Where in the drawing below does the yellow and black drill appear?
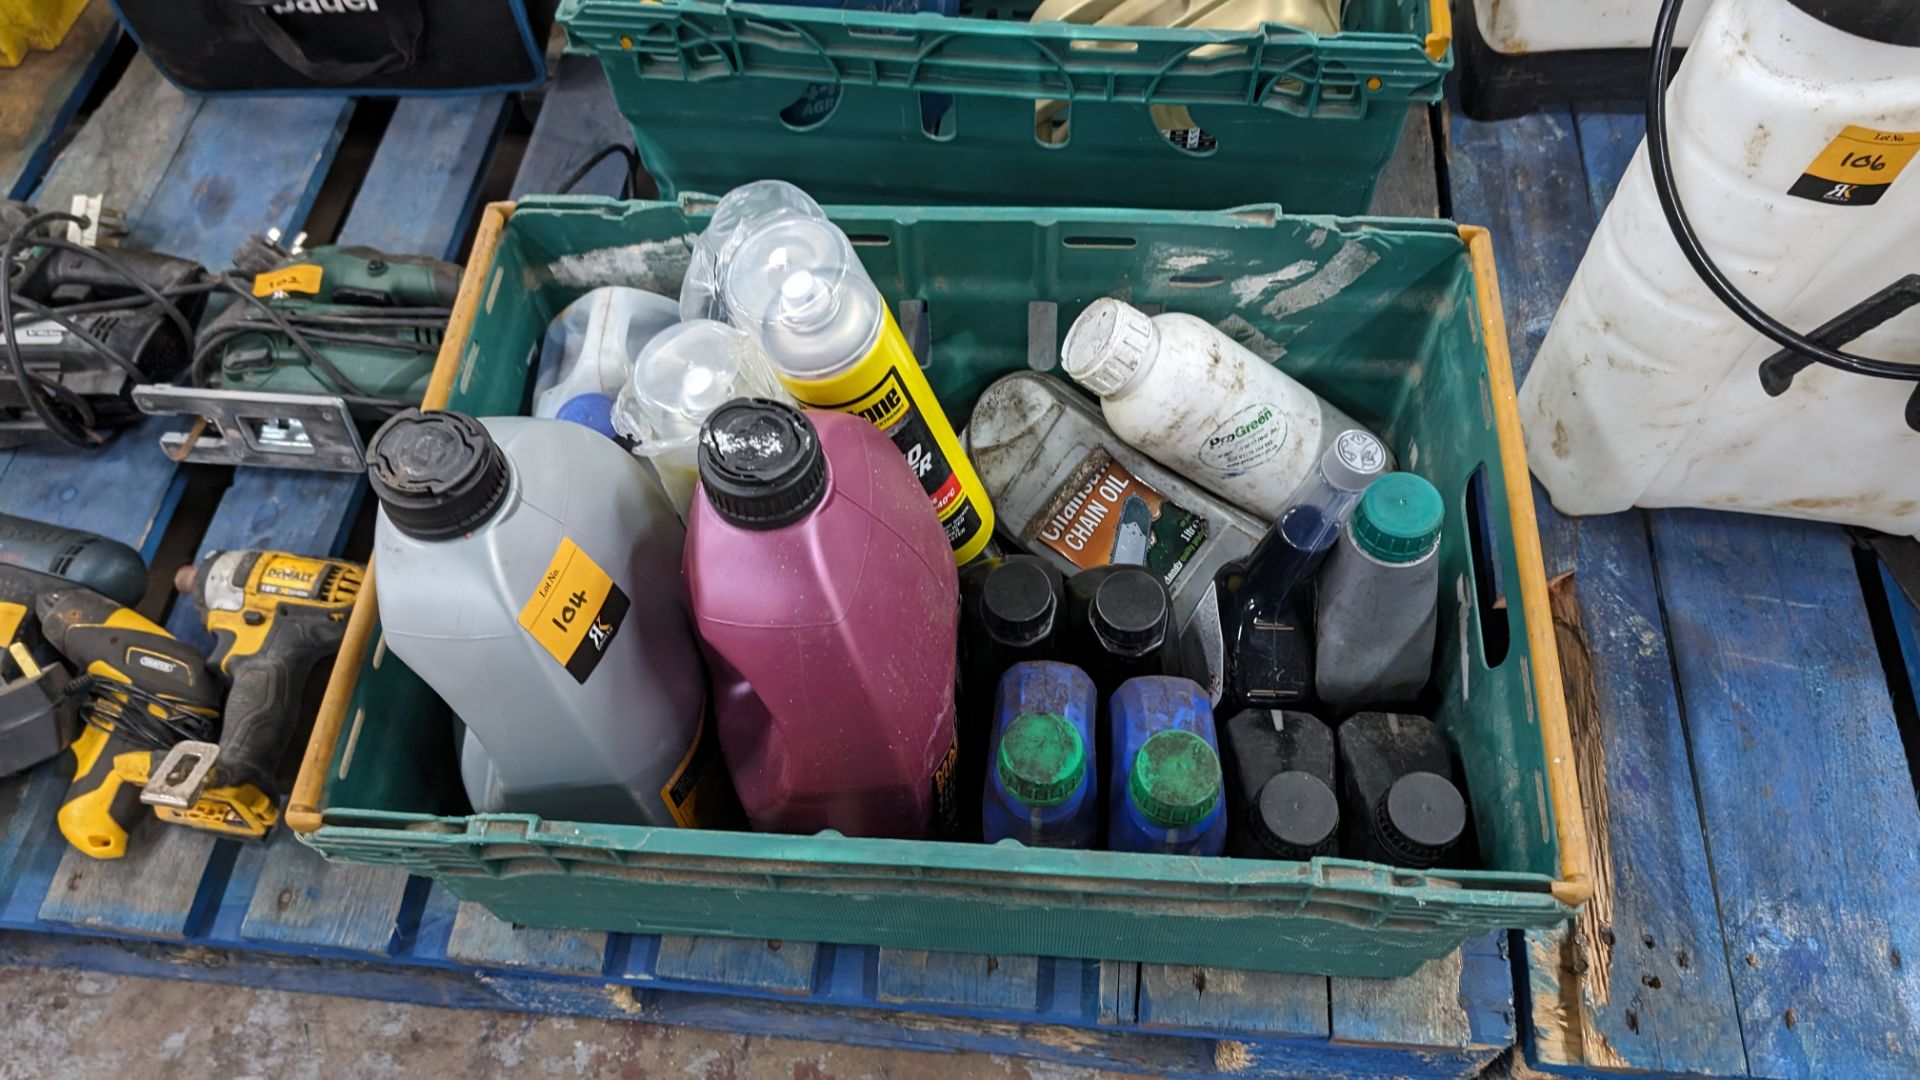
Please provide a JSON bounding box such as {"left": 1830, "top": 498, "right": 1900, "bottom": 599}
{"left": 39, "top": 581, "right": 222, "bottom": 858}
{"left": 138, "top": 550, "right": 361, "bottom": 838}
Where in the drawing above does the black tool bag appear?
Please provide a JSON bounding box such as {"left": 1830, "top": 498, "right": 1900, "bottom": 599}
{"left": 111, "top": 0, "right": 561, "bottom": 95}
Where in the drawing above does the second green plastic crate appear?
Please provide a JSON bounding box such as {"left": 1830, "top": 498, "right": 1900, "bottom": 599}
{"left": 558, "top": 0, "right": 1451, "bottom": 214}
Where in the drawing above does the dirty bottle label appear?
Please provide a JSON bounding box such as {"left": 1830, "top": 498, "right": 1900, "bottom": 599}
{"left": 1198, "top": 401, "right": 1290, "bottom": 476}
{"left": 658, "top": 713, "right": 737, "bottom": 829}
{"left": 783, "top": 308, "right": 993, "bottom": 562}
{"left": 516, "top": 537, "right": 629, "bottom": 685}
{"left": 1034, "top": 449, "right": 1207, "bottom": 587}
{"left": 1788, "top": 126, "right": 1920, "bottom": 207}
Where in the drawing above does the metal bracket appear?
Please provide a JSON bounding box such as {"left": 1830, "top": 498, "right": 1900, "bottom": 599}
{"left": 132, "top": 386, "right": 368, "bottom": 472}
{"left": 143, "top": 740, "right": 220, "bottom": 810}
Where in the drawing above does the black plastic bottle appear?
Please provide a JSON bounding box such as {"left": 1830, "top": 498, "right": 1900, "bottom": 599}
{"left": 1214, "top": 431, "right": 1387, "bottom": 712}
{"left": 1063, "top": 565, "right": 1178, "bottom": 818}
{"left": 1220, "top": 709, "right": 1340, "bottom": 860}
{"left": 957, "top": 555, "right": 1067, "bottom": 837}
{"left": 1335, "top": 711, "right": 1467, "bottom": 870}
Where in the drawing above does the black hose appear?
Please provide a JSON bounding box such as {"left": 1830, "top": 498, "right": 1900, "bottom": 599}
{"left": 1646, "top": 0, "right": 1918, "bottom": 383}
{"left": 555, "top": 143, "right": 642, "bottom": 199}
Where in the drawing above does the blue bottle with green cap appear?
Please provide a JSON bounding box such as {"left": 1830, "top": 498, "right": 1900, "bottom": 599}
{"left": 1314, "top": 472, "right": 1446, "bottom": 711}
{"left": 982, "top": 661, "right": 1099, "bottom": 849}
{"left": 1106, "top": 675, "right": 1226, "bottom": 855}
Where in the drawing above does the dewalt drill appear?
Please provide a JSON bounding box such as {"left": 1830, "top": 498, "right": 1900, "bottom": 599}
{"left": 38, "top": 582, "right": 222, "bottom": 858}
{"left": 140, "top": 550, "right": 362, "bottom": 838}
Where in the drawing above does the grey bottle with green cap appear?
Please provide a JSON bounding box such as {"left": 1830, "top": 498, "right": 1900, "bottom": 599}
{"left": 1314, "top": 472, "right": 1446, "bottom": 711}
{"left": 982, "top": 661, "right": 1098, "bottom": 849}
{"left": 1107, "top": 675, "right": 1226, "bottom": 855}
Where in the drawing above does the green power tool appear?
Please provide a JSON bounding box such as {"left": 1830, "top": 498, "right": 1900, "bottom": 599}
{"left": 134, "top": 232, "right": 461, "bottom": 472}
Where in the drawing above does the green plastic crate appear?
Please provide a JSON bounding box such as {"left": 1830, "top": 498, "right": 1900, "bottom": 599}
{"left": 290, "top": 196, "right": 1591, "bottom": 979}
{"left": 557, "top": 0, "right": 1452, "bottom": 214}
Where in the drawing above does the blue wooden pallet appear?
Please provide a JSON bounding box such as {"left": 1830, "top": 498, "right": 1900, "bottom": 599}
{"left": 2, "top": 39, "right": 1916, "bottom": 1078}
{"left": 0, "top": 55, "right": 1511, "bottom": 1079}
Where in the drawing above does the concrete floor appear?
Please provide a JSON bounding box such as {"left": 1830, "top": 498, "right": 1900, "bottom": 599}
{"left": 0, "top": 965, "right": 1122, "bottom": 1079}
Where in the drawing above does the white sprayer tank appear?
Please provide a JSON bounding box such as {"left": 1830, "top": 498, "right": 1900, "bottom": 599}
{"left": 1519, "top": 0, "right": 1920, "bottom": 534}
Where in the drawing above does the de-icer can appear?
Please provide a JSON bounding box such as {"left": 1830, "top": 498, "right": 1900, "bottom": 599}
{"left": 715, "top": 198, "right": 994, "bottom": 563}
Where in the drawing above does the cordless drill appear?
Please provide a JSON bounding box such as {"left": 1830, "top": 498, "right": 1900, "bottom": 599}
{"left": 140, "top": 550, "right": 362, "bottom": 838}
{"left": 37, "top": 580, "right": 222, "bottom": 858}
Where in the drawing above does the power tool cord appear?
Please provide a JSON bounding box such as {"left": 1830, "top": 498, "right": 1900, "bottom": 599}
{"left": 6, "top": 212, "right": 453, "bottom": 440}
{"left": 66, "top": 673, "right": 219, "bottom": 752}
{"left": 2, "top": 211, "right": 208, "bottom": 447}
{"left": 1647, "top": 0, "right": 1918, "bottom": 383}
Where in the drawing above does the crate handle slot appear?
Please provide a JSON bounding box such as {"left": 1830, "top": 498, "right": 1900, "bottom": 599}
{"left": 1062, "top": 235, "right": 1136, "bottom": 249}
{"left": 1464, "top": 462, "right": 1510, "bottom": 668}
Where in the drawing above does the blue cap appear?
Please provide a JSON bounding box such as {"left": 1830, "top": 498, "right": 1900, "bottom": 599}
{"left": 554, "top": 393, "right": 617, "bottom": 438}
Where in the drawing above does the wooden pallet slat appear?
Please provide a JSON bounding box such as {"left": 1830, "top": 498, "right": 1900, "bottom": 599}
{"left": 1447, "top": 103, "right": 1749, "bottom": 1078}
{"left": 1329, "top": 932, "right": 1513, "bottom": 1051}
{"left": 203, "top": 94, "right": 510, "bottom": 955}
{"left": 1652, "top": 511, "right": 1920, "bottom": 1079}
{"left": 508, "top": 54, "right": 633, "bottom": 200}
{"left": 875, "top": 949, "right": 1041, "bottom": 1011}
{"left": 1135, "top": 963, "right": 1329, "bottom": 1038}
{"left": 653, "top": 934, "right": 819, "bottom": 996}
{"left": 0, "top": 2, "right": 119, "bottom": 200}
{"left": 444, "top": 901, "right": 609, "bottom": 975}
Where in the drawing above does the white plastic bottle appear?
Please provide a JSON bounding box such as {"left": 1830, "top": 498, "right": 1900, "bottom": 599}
{"left": 367, "top": 409, "right": 730, "bottom": 828}
{"left": 1520, "top": 0, "right": 1920, "bottom": 533}
{"left": 1060, "top": 298, "right": 1378, "bottom": 521}
{"left": 532, "top": 287, "right": 680, "bottom": 436}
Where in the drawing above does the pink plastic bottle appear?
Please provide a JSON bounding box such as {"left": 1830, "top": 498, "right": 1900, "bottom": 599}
{"left": 685, "top": 398, "right": 962, "bottom": 838}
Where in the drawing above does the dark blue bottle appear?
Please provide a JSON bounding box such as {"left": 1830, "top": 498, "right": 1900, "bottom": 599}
{"left": 1106, "top": 676, "right": 1226, "bottom": 855}
{"left": 982, "top": 662, "right": 1098, "bottom": 849}
{"left": 1215, "top": 431, "right": 1388, "bottom": 711}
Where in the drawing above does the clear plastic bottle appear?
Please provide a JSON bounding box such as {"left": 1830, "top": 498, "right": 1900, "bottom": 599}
{"left": 1061, "top": 298, "right": 1378, "bottom": 521}
{"left": 609, "top": 319, "right": 790, "bottom": 517}
{"left": 1215, "top": 430, "right": 1388, "bottom": 710}
{"left": 680, "top": 181, "right": 830, "bottom": 323}
{"left": 533, "top": 287, "right": 680, "bottom": 437}
{"left": 719, "top": 207, "right": 995, "bottom": 562}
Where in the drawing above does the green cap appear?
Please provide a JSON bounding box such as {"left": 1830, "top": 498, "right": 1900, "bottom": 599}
{"left": 1128, "top": 729, "right": 1222, "bottom": 828}
{"left": 1351, "top": 473, "right": 1444, "bottom": 563}
{"left": 996, "top": 713, "right": 1087, "bottom": 807}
